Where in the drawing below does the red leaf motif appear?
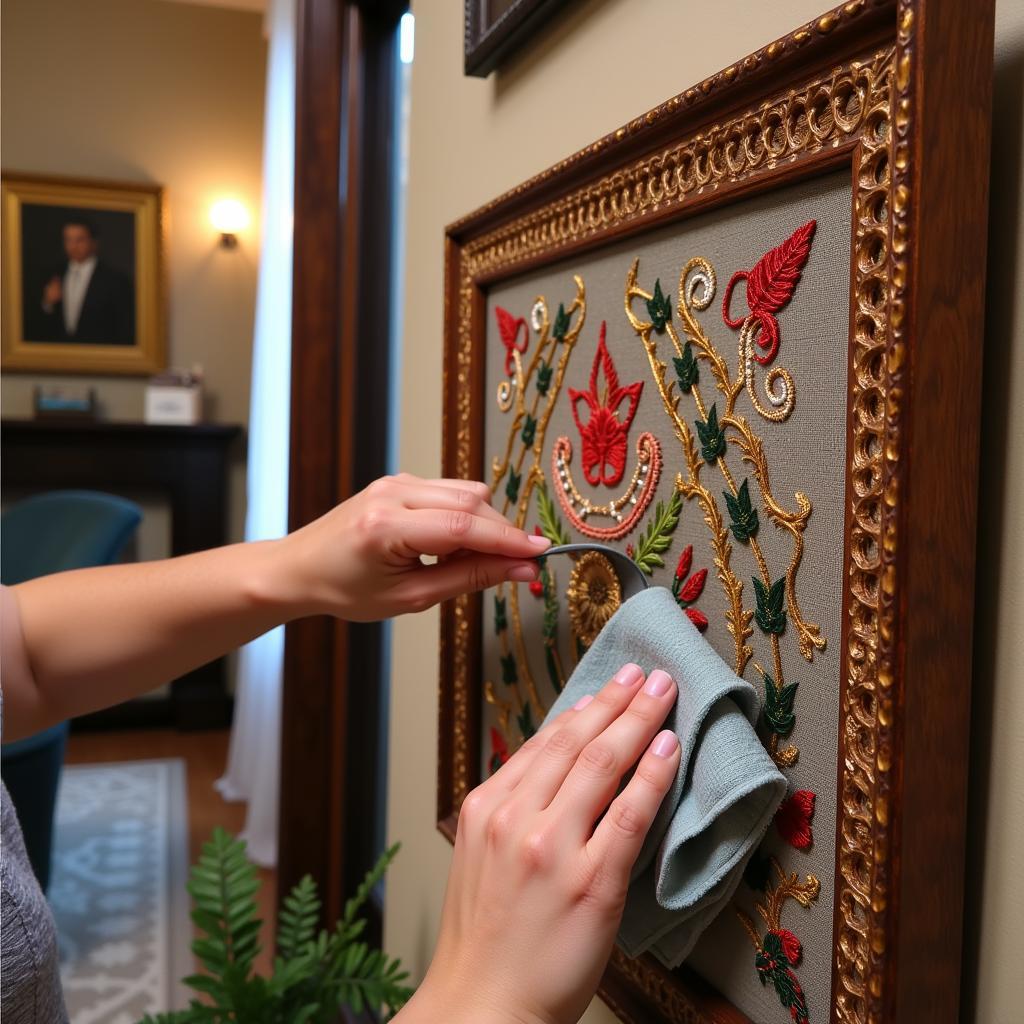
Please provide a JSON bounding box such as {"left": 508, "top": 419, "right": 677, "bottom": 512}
{"left": 675, "top": 544, "right": 693, "bottom": 582}
{"left": 685, "top": 608, "right": 709, "bottom": 632}
{"left": 747, "top": 220, "right": 816, "bottom": 314}
{"left": 679, "top": 567, "right": 707, "bottom": 604}
{"left": 569, "top": 322, "right": 643, "bottom": 487}
{"left": 490, "top": 727, "right": 509, "bottom": 766}
{"left": 721, "top": 221, "right": 816, "bottom": 367}
{"left": 775, "top": 789, "right": 815, "bottom": 850}
{"left": 495, "top": 305, "right": 528, "bottom": 376}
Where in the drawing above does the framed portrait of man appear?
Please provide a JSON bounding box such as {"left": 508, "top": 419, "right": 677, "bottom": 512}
{"left": 1, "top": 173, "right": 166, "bottom": 374}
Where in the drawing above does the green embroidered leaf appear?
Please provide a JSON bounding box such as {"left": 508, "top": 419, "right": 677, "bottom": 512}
{"left": 501, "top": 654, "right": 518, "bottom": 685}
{"left": 743, "top": 851, "right": 772, "bottom": 892}
{"left": 646, "top": 278, "right": 672, "bottom": 332}
{"left": 762, "top": 672, "right": 798, "bottom": 735}
{"left": 762, "top": 931, "right": 787, "bottom": 963}
{"left": 505, "top": 468, "right": 521, "bottom": 505}
{"left": 552, "top": 303, "right": 570, "bottom": 340}
{"left": 723, "top": 478, "right": 760, "bottom": 542}
{"left": 517, "top": 704, "right": 536, "bottom": 740}
{"left": 536, "top": 484, "right": 572, "bottom": 546}
{"left": 754, "top": 948, "right": 809, "bottom": 1024}
{"left": 520, "top": 414, "right": 537, "bottom": 447}
{"left": 695, "top": 403, "right": 726, "bottom": 463}
{"left": 631, "top": 491, "right": 683, "bottom": 575}
{"left": 536, "top": 360, "right": 553, "bottom": 395}
{"left": 540, "top": 565, "right": 563, "bottom": 695}
{"left": 673, "top": 342, "right": 699, "bottom": 393}
{"left": 753, "top": 576, "right": 787, "bottom": 634}
{"left": 540, "top": 566, "right": 559, "bottom": 644}
{"left": 494, "top": 596, "right": 507, "bottom": 634}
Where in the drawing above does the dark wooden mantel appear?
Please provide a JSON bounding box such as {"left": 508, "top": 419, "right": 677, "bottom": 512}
{"left": 1, "top": 417, "right": 243, "bottom": 729}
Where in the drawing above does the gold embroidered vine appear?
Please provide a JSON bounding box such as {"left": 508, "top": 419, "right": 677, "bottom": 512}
{"left": 487, "top": 278, "right": 587, "bottom": 741}
{"left": 625, "top": 255, "right": 827, "bottom": 770}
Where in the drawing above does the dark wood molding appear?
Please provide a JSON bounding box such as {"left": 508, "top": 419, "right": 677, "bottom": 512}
{"left": 889, "top": 0, "right": 995, "bottom": 1020}
{"left": 280, "top": 0, "right": 403, "bottom": 942}
{"left": 1, "top": 418, "right": 242, "bottom": 730}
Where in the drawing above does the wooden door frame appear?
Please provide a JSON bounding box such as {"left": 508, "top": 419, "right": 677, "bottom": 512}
{"left": 279, "top": 0, "right": 406, "bottom": 938}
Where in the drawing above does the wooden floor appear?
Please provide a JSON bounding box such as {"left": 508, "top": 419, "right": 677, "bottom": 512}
{"left": 65, "top": 728, "right": 277, "bottom": 977}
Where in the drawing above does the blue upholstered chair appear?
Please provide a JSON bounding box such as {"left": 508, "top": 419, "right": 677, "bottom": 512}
{"left": 1, "top": 490, "right": 142, "bottom": 891}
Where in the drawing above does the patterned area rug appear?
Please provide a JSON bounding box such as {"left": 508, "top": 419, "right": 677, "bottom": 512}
{"left": 50, "top": 759, "right": 191, "bottom": 1023}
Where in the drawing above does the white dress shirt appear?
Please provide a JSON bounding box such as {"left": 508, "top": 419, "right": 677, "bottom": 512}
{"left": 62, "top": 256, "right": 97, "bottom": 335}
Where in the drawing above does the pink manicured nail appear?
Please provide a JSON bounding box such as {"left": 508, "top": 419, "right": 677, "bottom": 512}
{"left": 644, "top": 669, "right": 674, "bottom": 697}
{"left": 507, "top": 564, "right": 538, "bottom": 582}
{"left": 528, "top": 533, "right": 552, "bottom": 549}
{"left": 652, "top": 730, "right": 679, "bottom": 758}
{"left": 613, "top": 663, "right": 643, "bottom": 687}
{"left": 573, "top": 694, "right": 594, "bottom": 710}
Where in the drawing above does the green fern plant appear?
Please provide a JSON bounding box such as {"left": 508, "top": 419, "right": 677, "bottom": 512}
{"left": 138, "top": 828, "right": 412, "bottom": 1024}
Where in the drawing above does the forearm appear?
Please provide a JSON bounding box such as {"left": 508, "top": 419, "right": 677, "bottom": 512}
{"left": 4, "top": 539, "right": 305, "bottom": 740}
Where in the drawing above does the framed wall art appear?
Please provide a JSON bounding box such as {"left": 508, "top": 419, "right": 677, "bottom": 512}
{"left": 1, "top": 173, "right": 166, "bottom": 375}
{"left": 464, "top": 0, "right": 574, "bottom": 77}
{"left": 438, "top": 1, "right": 994, "bottom": 1023}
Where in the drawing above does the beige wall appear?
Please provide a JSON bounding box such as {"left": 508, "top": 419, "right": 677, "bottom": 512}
{"left": 389, "top": 1, "right": 1024, "bottom": 1022}
{"left": 1, "top": 0, "right": 267, "bottom": 547}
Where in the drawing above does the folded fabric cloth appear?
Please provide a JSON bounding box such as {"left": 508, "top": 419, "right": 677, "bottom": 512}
{"left": 543, "top": 587, "right": 786, "bottom": 967}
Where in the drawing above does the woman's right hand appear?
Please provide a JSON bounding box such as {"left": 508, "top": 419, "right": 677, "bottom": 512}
{"left": 397, "top": 664, "right": 680, "bottom": 1024}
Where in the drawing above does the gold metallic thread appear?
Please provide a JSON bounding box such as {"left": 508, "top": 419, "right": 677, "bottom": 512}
{"left": 566, "top": 551, "right": 623, "bottom": 648}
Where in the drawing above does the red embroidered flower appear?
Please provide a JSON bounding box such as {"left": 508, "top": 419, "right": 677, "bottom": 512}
{"left": 569, "top": 322, "right": 643, "bottom": 487}
{"left": 770, "top": 928, "right": 803, "bottom": 967}
{"left": 670, "top": 545, "right": 708, "bottom": 632}
{"left": 529, "top": 579, "right": 544, "bottom": 597}
{"left": 495, "top": 305, "right": 528, "bottom": 376}
{"left": 775, "top": 789, "right": 815, "bottom": 850}
{"left": 625, "top": 543, "right": 635, "bottom": 559}
{"left": 488, "top": 727, "right": 510, "bottom": 775}
{"left": 722, "top": 220, "right": 816, "bottom": 366}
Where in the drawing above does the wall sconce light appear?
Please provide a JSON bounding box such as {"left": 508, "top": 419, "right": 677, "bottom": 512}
{"left": 210, "top": 198, "right": 250, "bottom": 249}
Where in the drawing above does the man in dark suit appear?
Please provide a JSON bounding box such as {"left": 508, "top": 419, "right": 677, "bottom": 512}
{"left": 35, "top": 219, "right": 134, "bottom": 345}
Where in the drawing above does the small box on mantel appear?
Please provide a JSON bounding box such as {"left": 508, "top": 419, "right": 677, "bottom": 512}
{"left": 145, "top": 368, "right": 204, "bottom": 425}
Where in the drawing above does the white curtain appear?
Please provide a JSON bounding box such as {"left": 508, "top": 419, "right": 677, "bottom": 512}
{"left": 215, "top": 0, "right": 296, "bottom": 868}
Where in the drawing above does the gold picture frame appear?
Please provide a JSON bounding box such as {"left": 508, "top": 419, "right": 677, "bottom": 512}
{"left": 1, "top": 172, "right": 166, "bottom": 375}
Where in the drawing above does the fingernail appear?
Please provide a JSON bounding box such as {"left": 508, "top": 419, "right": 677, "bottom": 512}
{"left": 528, "top": 533, "right": 552, "bottom": 549}
{"left": 507, "top": 564, "right": 538, "bottom": 582}
{"left": 652, "top": 730, "right": 679, "bottom": 758}
{"left": 644, "top": 669, "right": 674, "bottom": 697}
{"left": 614, "top": 663, "right": 643, "bottom": 687}
{"left": 573, "top": 694, "right": 594, "bottom": 710}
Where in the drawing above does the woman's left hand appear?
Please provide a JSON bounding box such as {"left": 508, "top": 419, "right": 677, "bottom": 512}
{"left": 278, "top": 473, "right": 550, "bottom": 621}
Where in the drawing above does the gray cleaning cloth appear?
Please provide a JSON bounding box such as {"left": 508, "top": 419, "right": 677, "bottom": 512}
{"left": 543, "top": 587, "right": 786, "bottom": 967}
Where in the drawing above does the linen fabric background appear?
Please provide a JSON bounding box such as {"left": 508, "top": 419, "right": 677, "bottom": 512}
{"left": 480, "top": 171, "right": 852, "bottom": 1022}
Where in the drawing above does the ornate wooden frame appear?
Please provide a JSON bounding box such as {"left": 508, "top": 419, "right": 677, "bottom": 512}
{"left": 439, "top": 2, "right": 994, "bottom": 1022}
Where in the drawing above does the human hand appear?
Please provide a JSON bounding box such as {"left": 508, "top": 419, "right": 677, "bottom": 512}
{"left": 277, "top": 473, "right": 550, "bottom": 621}
{"left": 42, "top": 276, "right": 62, "bottom": 307}
{"left": 398, "top": 665, "right": 681, "bottom": 1024}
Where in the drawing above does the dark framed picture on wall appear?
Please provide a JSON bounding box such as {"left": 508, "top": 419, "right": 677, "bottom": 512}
{"left": 464, "top": 0, "right": 573, "bottom": 77}
{"left": 440, "top": 2, "right": 994, "bottom": 1023}
{"left": 1, "top": 173, "right": 166, "bottom": 375}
